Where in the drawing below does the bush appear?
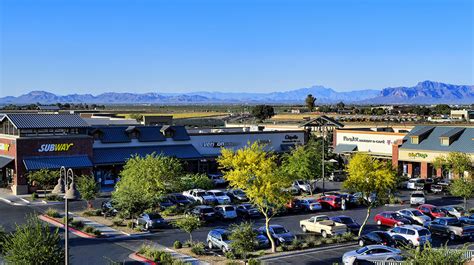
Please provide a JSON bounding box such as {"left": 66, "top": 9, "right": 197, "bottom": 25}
{"left": 160, "top": 252, "right": 173, "bottom": 264}
{"left": 325, "top": 238, "right": 335, "bottom": 244}
{"left": 31, "top": 192, "right": 38, "bottom": 200}
{"left": 45, "top": 208, "right": 60, "bottom": 218}
{"left": 229, "top": 222, "right": 258, "bottom": 259}
{"left": 93, "top": 229, "right": 102, "bottom": 236}
{"left": 62, "top": 216, "right": 73, "bottom": 224}
{"left": 83, "top": 209, "right": 102, "bottom": 217}
{"left": 138, "top": 244, "right": 164, "bottom": 262}
{"left": 248, "top": 258, "right": 261, "bottom": 265}
{"left": 290, "top": 239, "right": 303, "bottom": 250}
{"left": 276, "top": 246, "right": 284, "bottom": 252}
{"left": 126, "top": 221, "right": 134, "bottom": 229}
{"left": 334, "top": 235, "right": 345, "bottom": 243}
{"left": 342, "top": 232, "right": 353, "bottom": 241}
{"left": 70, "top": 220, "right": 85, "bottom": 230}
{"left": 83, "top": 226, "right": 95, "bottom": 234}
{"left": 224, "top": 251, "right": 235, "bottom": 260}
{"left": 161, "top": 206, "right": 180, "bottom": 217}
{"left": 469, "top": 208, "right": 474, "bottom": 214}
{"left": 225, "top": 261, "right": 239, "bottom": 265}
{"left": 45, "top": 194, "right": 62, "bottom": 201}
{"left": 183, "top": 239, "right": 193, "bottom": 247}
{"left": 173, "top": 240, "right": 183, "bottom": 249}
{"left": 190, "top": 242, "right": 205, "bottom": 255}
{"left": 112, "top": 218, "right": 124, "bottom": 226}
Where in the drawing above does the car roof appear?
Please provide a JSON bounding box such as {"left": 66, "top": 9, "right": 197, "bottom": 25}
{"left": 195, "top": 205, "right": 212, "bottom": 209}
{"left": 332, "top": 215, "right": 351, "bottom": 219}
{"left": 400, "top": 208, "right": 419, "bottom": 212}
{"left": 380, "top": 211, "right": 395, "bottom": 214}
{"left": 210, "top": 228, "right": 228, "bottom": 234}
{"left": 365, "top": 245, "right": 393, "bottom": 250}
{"left": 208, "top": 189, "right": 223, "bottom": 192}
{"left": 311, "top": 215, "right": 329, "bottom": 218}
{"left": 216, "top": 205, "right": 234, "bottom": 208}
{"left": 269, "top": 224, "right": 284, "bottom": 228}
{"left": 436, "top": 217, "right": 458, "bottom": 221}
{"left": 399, "top": 225, "right": 427, "bottom": 230}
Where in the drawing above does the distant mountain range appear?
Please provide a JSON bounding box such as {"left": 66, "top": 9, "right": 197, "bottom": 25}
{"left": 1, "top": 81, "right": 472, "bottom": 105}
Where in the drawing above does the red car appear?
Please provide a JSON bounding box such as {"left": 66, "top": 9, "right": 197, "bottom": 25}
{"left": 317, "top": 195, "right": 341, "bottom": 210}
{"left": 374, "top": 211, "right": 411, "bottom": 227}
{"left": 417, "top": 204, "right": 446, "bottom": 219}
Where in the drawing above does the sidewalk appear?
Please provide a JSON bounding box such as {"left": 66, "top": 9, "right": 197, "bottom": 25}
{"left": 0, "top": 188, "right": 30, "bottom": 206}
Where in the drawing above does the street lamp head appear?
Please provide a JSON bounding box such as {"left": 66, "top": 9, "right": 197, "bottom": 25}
{"left": 327, "top": 159, "right": 338, "bottom": 163}
{"left": 52, "top": 178, "right": 65, "bottom": 194}
{"left": 64, "top": 180, "right": 81, "bottom": 200}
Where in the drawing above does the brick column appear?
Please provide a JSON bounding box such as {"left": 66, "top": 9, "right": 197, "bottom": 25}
{"left": 436, "top": 168, "right": 442, "bottom": 178}
{"left": 407, "top": 163, "right": 413, "bottom": 177}
{"left": 420, "top": 162, "right": 428, "bottom": 179}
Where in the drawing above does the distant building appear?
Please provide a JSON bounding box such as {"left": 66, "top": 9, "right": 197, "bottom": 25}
{"left": 451, "top": 109, "right": 474, "bottom": 122}
{"left": 143, "top": 115, "right": 173, "bottom": 126}
{"left": 37, "top": 105, "right": 60, "bottom": 112}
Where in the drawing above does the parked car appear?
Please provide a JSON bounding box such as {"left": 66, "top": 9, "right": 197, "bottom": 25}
{"left": 207, "top": 229, "right": 232, "bottom": 253}
{"left": 236, "top": 203, "right": 261, "bottom": 219}
{"left": 397, "top": 208, "right": 431, "bottom": 225}
{"left": 374, "top": 211, "right": 411, "bottom": 227}
{"left": 157, "top": 197, "right": 175, "bottom": 209}
{"left": 292, "top": 180, "right": 312, "bottom": 194}
{"left": 410, "top": 191, "right": 426, "bottom": 205}
{"left": 101, "top": 200, "right": 118, "bottom": 217}
{"left": 183, "top": 189, "right": 217, "bottom": 205}
{"left": 352, "top": 192, "right": 377, "bottom": 204}
{"left": 388, "top": 225, "right": 432, "bottom": 247}
{"left": 214, "top": 205, "right": 238, "bottom": 220}
{"left": 440, "top": 206, "right": 465, "bottom": 218}
{"left": 407, "top": 178, "right": 425, "bottom": 190}
{"left": 329, "top": 170, "right": 346, "bottom": 182}
{"left": 226, "top": 189, "right": 248, "bottom": 202}
{"left": 207, "top": 190, "right": 231, "bottom": 205}
{"left": 167, "top": 193, "right": 193, "bottom": 206}
{"left": 459, "top": 214, "right": 474, "bottom": 225}
{"left": 258, "top": 225, "right": 295, "bottom": 245}
{"left": 342, "top": 245, "right": 403, "bottom": 265}
{"left": 317, "top": 195, "right": 342, "bottom": 210}
{"left": 285, "top": 199, "right": 303, "bottom": 213}
{"left": 300, "top": 215, "right": 347, "bottom": 238}
{"left": 283, "top": 186, "right": 301, "bottom": 195}
{"left": 430, "top": 184, "right": 443, "bottom": 194}
{"left": 330, "top": 216, "right": 361, "bottom": 234}
{"left": 358, "top": 231, "right": 397, "bottom": 247}
{"left": 253, "top": 229, "right": 271, "bottom": 249}
{"left": 136, "top": 213, "right": 167, "bottom": 230}
{"left": 297, "top": 198, "right": 322, "bottom": 212}
{"left": 425, "top": 217, "right": 474, "bottom": 241}
{"left": 417, "top": 204, "right": 446, "bottom": 219}
{"left": 188, "top": 205, "right": 217, "bottom": 222}
{"left": 208, "top": 173, "right": 226, "bottom": 186}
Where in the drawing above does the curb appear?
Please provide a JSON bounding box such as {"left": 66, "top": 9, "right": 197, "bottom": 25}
{"left": 0, "top": 197, "right": 23, "bottom": 206}
{"left": 39, "top": 214, "right": 99, "bottom": 239}
{"left": 129, "top": 252, "right": 158, "bottom": 265}
{"left": 258, "top": 242, "right": 358, "bottom": 261}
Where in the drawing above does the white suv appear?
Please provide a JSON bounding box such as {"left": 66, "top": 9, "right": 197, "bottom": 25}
{"left": 183, "top": 189, "right": 217, "bottom": 204}
{"left": 410, "top": 191, "right": 426, "bottom": 205}
{"left": 388, "top": 225, "right": 432, "bottom": 247}
{"left": 207, "top": 190, "right": 231, "bottom": 205}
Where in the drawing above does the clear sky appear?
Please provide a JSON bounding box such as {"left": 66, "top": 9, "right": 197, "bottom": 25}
{"left": 0, "top": 0, "right": 472, "bottom": 96}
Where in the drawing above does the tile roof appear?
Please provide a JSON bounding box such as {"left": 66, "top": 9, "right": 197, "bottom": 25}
{"left": 171, "top": 126, "right": 191, "bottom": 141}
{"left": 400, "top": 126, "right": 474, "bottom": 153}
{"left": 93, "top": 144, "right": 202, "bottom": 165}
{"left": 95, "top": 127, "right": 131, "bottom": 143}
{"left": 136, "top": 126, "right": 166, "bottom": 142}
{"left": 1, "top": 113, "right": 89, "bottom": 129}
{"left": 23, "top": 155, "right": 93, "bottom": 170}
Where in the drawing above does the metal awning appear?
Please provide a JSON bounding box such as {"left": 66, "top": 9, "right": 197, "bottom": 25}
{"left": 333, "top": 144, "right": 357, "bottom": 154}
{"left": 23, "top": 155, "right": 93, "bottom": 171}
{"left": 0, "top": 156, "right": 14, "bottom": 168}
{"left": 93, "top": 144, "right": 203, "bottom": 165}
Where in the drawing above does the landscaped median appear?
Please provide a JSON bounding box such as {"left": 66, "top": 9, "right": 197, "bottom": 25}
{"left": 39, "top": 208, "right": 103, "bottom": 238}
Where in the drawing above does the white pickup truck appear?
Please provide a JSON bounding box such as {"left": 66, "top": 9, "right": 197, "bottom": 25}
{"left": 300, "top": 215, "right": 347, "bottom": 238}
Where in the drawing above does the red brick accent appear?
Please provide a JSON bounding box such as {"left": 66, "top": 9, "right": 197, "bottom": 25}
{"left": 436, "top": 168, "right": 442, "bottom": 177}
{"left": 407, "top": 163, "right": 413, "bottom": 176}
{"left": 420, "top": 162, "right": 428, "bottom": 179}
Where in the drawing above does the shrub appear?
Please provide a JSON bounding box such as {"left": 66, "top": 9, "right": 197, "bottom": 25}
{"left": 70, "top": 220, "right": 85, "bottom": 230}
{"left": 138, "top": 244, "right": 164, "bottom": 262}
{"left": 183, "top": 239, "right": 193, "bottom": 247}
{"left": 325, "top": 238, "right": 335, "bottom": 244}
{"left": 290, "top": 239, "right": 303, "bottom": 250}
{"left": 83, "top": 226, "right": 95, "bottom": 234}
{"left": 229, "top": 222, "right": 258, "bottom": 259}
{"left": 171, "top": 260, "right": 188, "bottom": 265}
{"left": 469, "top": 208, "right": 474, "bottom": 214}
{"left": 248, "top": 258, "right": 261, "bottom": 265}
{"left": 224, "top": 251, "right": 235, "bottom": 260}
{"left": 112, "top": 218, "right": 123, "bottom": 226}
{"left": 314, "top": 239, "right": 322, "bottom": 246}
{"left": 161, "top": 206, "right": 180, "bottom": 217}
{"left": 225, "top": 261, "right": 239, "bottom": 265}
{"left": 45, "top": 208, "right": 60, "bottom": 218}
{"left": 93, "top": 229, "right": 102, "bottom": 236}
{"left": 276, "top": 246, "right": 284, "bottom": 252}
{"left": 173, "top": 240, "right": 183, "bottom": 249}
{"left": 190, "top": 242, "right": 205, "bottom": 255}
{"left": 62, "top": 216, "right": 73, "bottom": 224}
{"left": 126, "top": 221, "right": 134, "bottom": 229}
{"left": 335, "top": 235, "right": 345, "bottom": 243}
{"left": 160, "top": 252, "right": 173, "bottom": 264}
{"left": 31, "top": 192, "right": 38, "bottom": 200}
{"left": 342, "top": 232, "right": 353, "bottom": 241}
{"left": 45, "top": 194, "right": 62, "bottom": 201}
{"left": 84, "top": 209, "right": 102, "bottom": 217}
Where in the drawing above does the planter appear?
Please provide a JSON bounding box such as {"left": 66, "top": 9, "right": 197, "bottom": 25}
{"left": 39, "top": 214, "right": 103, "bottom": 239}
{"left": 130, "top": 252, "right": 159, "bottom": 265}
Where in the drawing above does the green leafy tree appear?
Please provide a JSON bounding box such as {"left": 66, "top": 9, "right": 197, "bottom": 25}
{"left": 218, "top": 142, "right": 294, "bottom": 252}
{"left": 27, "top": 169, "right": 59, "bottom": 197}
{"left": 112, "top": 154, "right": 183, "bottom": 220}
{"left": 449, "top": 178, "right": 474, "bottom": 209}
{"left": 404, "top": 243, "right": 467, "bottom": 265}
{"left": 433, "top": 152, "right": 472, "bottom": 178}
{"left": 251, "top": 105, "right": 275, "bottom": 122}
{"left": 305, "top": 94, "right": 316, "bottom": 112}
{"left": 336, "top": 101, "right": 345, "bottom": 110}
{"left": 173, "top": 216, "right": 201, "bottom": 242}
{"left": 229, "top": 222, "right": 258, "bottom": 259}
{"left": 343, "top": 153, "right": 396, "bottom": 237}
{"left": 2, "top": 215, "right": 64, "bottom": 265}
{"left": 176, "top": 173, "right": 214, "bottom": 192}
{"left": 77, "top": 175, "right": 99, "bottom": 209}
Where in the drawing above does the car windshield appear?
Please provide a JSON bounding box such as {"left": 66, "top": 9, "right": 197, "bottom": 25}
{"left": 411, "top": 210, "right": 423, "bottom": 216}
{"left": 339, "top": 217, "right": 354, "bottom": 224}
{"left": 307, "top": 199, "right": 318, "bottom": 203}
{"left": 234, "top": 190, "right": 245, "bottom": 196}
{"left": 214, "top": 192, "right": 225, "bottom": 197}
{"left": 356, "top": 247, "right": 369, "bottom": 254}
{"left": 418, "top": 229, "right": 430, "bottom": 236}
{"left": 196, "top": 192, "right": 207, "bottom": 196}
{"left": 377, "top": 232, "right": 392, "bottom": 241}
{"left": 201, "top": 208, "right": 214, "bottom": 213}
{"left": 273, "top": 227, "right": 289, "bottom": 234}
{"left": 392, "top": 213, "right": 402, "bottom": 219}
{"left": 224, "top": 206, "right": 235, "bottom": 211}
{"left": 454, "top": 207, "right": 464, "bottom": 212}
{"left": 431, "top": 207, "right": 442, "bottom": 213}
{"left": 446, "top": 219, "right": 461, "bottom": 226}
{"left": 148, "top": 213, "right": 162, "bottom": 219}
{"left": 412, "top": 193, "right": 424, "bottom": 197}
{"left": 175, "top": 195, "right": 187, "bottom": 200}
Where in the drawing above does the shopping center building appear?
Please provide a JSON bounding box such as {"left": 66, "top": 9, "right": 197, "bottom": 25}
{"left": 0, "top": 113, "right": 306, "bottom": 194}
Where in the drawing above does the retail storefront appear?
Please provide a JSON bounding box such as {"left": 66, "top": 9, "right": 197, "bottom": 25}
{"left": 0, "top": 113, "right": 306, "bottom": 194}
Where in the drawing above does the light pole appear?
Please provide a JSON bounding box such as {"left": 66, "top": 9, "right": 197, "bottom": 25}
{"left": 52, "top": 166, "right": 81, "bottom": 265}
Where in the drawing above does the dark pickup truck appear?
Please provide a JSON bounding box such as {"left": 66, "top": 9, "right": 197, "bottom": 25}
{"left": 425, "top": 217, "right": 474, "bottom": 241}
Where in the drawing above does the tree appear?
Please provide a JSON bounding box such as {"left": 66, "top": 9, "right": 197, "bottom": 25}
{"left": 176, "top": 173, "right": 214, "bottom": 192}
{"left": 27, "top": 169, "right": 59, "bottom": 197}
{"left": 77, "top": 175, "right": 99, "bottom": 209}
{"left": 343, "top": 153, "right": 396, "bottom": 237}
{"left": 130, "top": 113, "right": 143, "bottom": 122}
{"left": 218, "top": 142, "right": 294, "bottom": 252}
{"left": 305, "top": 94, "right": 316, "bottom": 112}
{"left": 2, "top": 215, "right": 64, "bottom": 265}
{"left": 433, "top": 152, "right": 472, "bottom": 179}
{"left": 229, "top": 222, "right": 258, "bottom": 259}
{"left": 251, "top": 105, "right": 275, "bottom": 122}
{"left": 281, "top": 139, "right": 322, "bottom": 195}
{"left": 449, "top": 178, "right": 474, "bottom": 209}
{"left": 404, "top": 243, "right": 468, "bottom": 265}
{"left": 336, "top": 101, "right": 345, "bottom": 110}
{"left": 173, "top": 216, "right": 201, "bottom": 242}
{"left": 112, "top": 154, "right": 183, "bottom": 220}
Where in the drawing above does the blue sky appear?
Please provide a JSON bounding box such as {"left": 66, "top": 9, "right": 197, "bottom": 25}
{"left": 0, "top": 0, "right": 472, "bottom": 96}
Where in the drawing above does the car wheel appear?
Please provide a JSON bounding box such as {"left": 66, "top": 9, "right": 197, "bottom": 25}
{"left": 449, "top": 232, "right": 456, "bottom": 241}
{"left": 377, "top": 220, "right": 382, "bottom": 226}
{"left": 221, "top": 246, "right": 227, "bottom": 253}
{"left": 394, "top": 223, "right": 398, "bottom": 227}
{"left": 359, "top": 239, "right": 364, "bottom": 247}
{"left": 386, "top": 258, "right": 395, "bottom": 261}
{"left": 328, "top": 205, "right": 334, "bottom": 210}
{"left": 301, "top": 226, "right": 307, "bottom": 233}
{"left": 144, "top": 223, "right": 149, "bottom": 231}
{"left": 322, "top": 230, "right": 328, "bottom": 238}
{"left": 208, "top": 241, "right": 213, "bottom": 249}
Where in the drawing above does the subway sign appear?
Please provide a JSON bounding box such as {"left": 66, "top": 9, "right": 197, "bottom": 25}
{"left": 38, "top": 143, "right": 74, "bottom": 152}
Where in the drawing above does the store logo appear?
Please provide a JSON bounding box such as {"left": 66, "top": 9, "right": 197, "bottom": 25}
{"left": 201, "top": 142, "right": 238, "bottom": 148}
{"left": 0, "top": 143, "right": 10, "bottom": 151}
{"left": 408, "top": 152, "right": 428, "bottom": 159}
{"left": 285, "top": 135, "right": 299, "bottom": 140}
{"left": 38, "top": 143, "right": 74, "bottom": 152}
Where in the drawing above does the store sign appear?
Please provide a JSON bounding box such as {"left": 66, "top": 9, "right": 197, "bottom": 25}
{"left": 201, "top": 142, "right": 238, "bottom": 148}
{"left": 38, "top": 143, "right": 74, "bottom": 152}
{"left": 283, "top": 134, "right": 301, "bottom": 143}
{"left": 343, "top": 136, "right": 392, "bottom": 145}
{"left": 408, "top": 152, "right": 428, "bottom": 159}
{"left": 0, "top": 143, "right": 10, "bottom": 151}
